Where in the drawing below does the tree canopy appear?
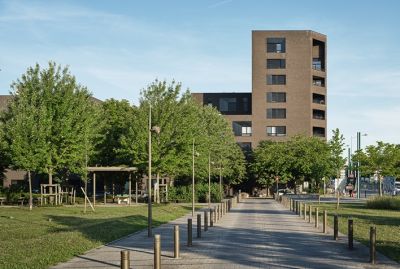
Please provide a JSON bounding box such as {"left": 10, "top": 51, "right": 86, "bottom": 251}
{"left": 1, "top": 62, "right": 100, "bottom": 184}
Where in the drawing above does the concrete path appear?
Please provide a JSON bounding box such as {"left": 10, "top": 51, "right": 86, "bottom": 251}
{"left": 52, "top": 198, "right": 398, "bottom": 269}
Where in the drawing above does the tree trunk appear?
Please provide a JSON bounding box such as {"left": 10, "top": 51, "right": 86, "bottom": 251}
{"left": 84, "top": 180, "right": 87, "bottom": 213}
{"left": 379, "top": 177, "right": 383, "bottom": 196}
{"left": 28, "top": 171, "right": 33, "bottom": 211}
{"left": 336, "top": 178, "right": 340, "bottom": 210}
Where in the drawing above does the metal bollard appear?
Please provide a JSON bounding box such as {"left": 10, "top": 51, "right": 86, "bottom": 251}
{"left": 323, "top": 210, "right": 327, "bottom": 233}
{"left": 334, "top": 214, "right": 339, "bottom": 240}
{"left": 315, "top": 207, "right": 319, "bottom": 228}
{"left": 120, "top": 250, "right": 130, "bottom": 269}
{"left": 204, "top": 211, "right": 208, "bottom": 231}
{"left": 304, "top": 204, "right": 307, "bottom": 220}
{"left": 197, "top": 214, "right": 201, "bottom": 238}
{"left": 210, "top": 209, "right": 214, "bottom": 227}
{"left": 348, "top": 219, "right": 353, "bottom": 250}
{"left": 309, "top": 205, "right": 312, "bottom": 223}
{"left": 370, "top": 226, "right": 376, "bottom": 264}
{"left": 174, "top": 225, "right": 180, "bottom": 258}
{"left": 154, "top": 234, "right": 161, "bottom": 269}
{"left": 187, "top": 218, "right": 192, "bottom": 246}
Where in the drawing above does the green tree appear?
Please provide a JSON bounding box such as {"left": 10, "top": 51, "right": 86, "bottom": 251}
{"left": 354, "top": 142, "right": 397, "bottom": 196}
{"left": 2, "top": 62, "right": 100, "bottom": 200}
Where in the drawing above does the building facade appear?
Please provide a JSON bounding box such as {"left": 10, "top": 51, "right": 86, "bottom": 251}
{"left": 193, "top": 30, "right": 327, "bottom": 150}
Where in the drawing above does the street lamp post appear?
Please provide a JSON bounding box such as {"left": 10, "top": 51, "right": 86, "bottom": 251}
{"left": 208, "top": 153, "right": 211, "bottom": 208}
{"left": 148, "top": 104, "right": 160, "bottom": 237}
{"left": 356, "top": 132, "right": 367, "bottom": 199}
{"left": 219, "top": 161, "right": 223, "bottom": 201}
{"left": 192, "top": 139, "right": 199, "bottom": 216}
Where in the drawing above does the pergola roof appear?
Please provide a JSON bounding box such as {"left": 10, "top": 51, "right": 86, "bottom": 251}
{"left": 87, "top": 167, "right": 137, "bottom": 172}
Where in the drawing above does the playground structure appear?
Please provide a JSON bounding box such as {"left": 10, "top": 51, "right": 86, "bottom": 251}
{"left": 40, "top": 184, "right": 76, "bottom": 205}
{"left": 87, "top": 166, "right": 138, "bottom": 208}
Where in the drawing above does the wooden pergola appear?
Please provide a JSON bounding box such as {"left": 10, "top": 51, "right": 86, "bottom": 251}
{"left": 87, "top": 166, "right": 138, "bottom": 207}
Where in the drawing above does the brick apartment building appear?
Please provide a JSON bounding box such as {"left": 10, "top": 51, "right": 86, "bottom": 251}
{"left": 192, "top": 30, "right": 327, "bottom": 152}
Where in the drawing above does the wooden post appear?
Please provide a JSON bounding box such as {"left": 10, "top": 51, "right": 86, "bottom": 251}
{"left": 309, "top": 205, "right": 312, "bottom": 223}
{"left": 197, "top": 214, "right": 201, "bottom": 238}
{"left": 81, "top": 187, "right": 95, "bottom": 212}
{"left": 323, "top": 210, "right": 327, "bottom": 233}
{"left": 174, "top": 225, "right": 179, "bottom": 258}
{"left": 93, "top": 173, "right": 96, "bottom": 207}
{"left": 370, "top": 226, "right": 376, "bottom": 264}
{"left": 128, "top": 173, "right": 132, "bottom": 206}
{"left": 104, "top": 180, "right": 106, "bottom": 205}
{"left": 120, "top": 250, "right": 130, "bottom": 269}
{"left": 187, "top": 219, "right": 192, "bottom": 246}
{"left": 334, "top": 214, "right": 339, "bottom": 240}
{"left": 154, "top": 234, "right": 161, "bottom": 269}
{"left": 315, "top": 207, "right": 319, "bottom": 228}
{"left": 135, "top": 179, "right": 138, "bottom": 204}
{"left": 348, "top": 219, "right": 353, "bottom": 249}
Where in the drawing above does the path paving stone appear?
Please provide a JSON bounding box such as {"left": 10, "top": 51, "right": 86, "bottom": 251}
{"left": 52, "top": 198, "right": 398, "bottom": 268}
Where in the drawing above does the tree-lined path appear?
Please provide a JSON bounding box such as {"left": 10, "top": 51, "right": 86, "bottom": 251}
{"left": 53, "top": 199, "right": 397, "bottom": 269}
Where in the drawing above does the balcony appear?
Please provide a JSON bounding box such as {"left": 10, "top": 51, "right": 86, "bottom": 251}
{"left": 312, "top": 58, "right": 324, "bottom": 71}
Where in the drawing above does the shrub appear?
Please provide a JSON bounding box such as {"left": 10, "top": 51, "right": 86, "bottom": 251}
{"left": 366, "top": 196, "right": 400, "bottom": 210}
{"left": 168, "top": 182, "right": 222, "bottom": 203}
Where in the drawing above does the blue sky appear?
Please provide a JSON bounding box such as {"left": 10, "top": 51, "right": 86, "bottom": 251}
{"left": 1, "top": 0, "right": 400, "bottom": 148}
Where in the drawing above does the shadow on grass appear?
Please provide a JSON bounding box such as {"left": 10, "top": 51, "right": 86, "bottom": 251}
{"left": 47, "top": 214, "right": 163, "bottom": 244}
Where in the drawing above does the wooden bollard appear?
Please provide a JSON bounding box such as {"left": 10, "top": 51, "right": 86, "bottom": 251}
{"left": 220, "top": 202, "right": 223, "bottom": 216}
{"left": 334, "top": 214, "right": 339, "bottom": 240}
{"left": 289, "top": 199, "right": 292, "bottom": 211}
{"left": 308, "top": 205, "right": 312, "bottom": 223}
{"left": 154, "top": 234, "right": 161, "bottom": 269}
{"left": 216, "top": 205, "right": 219, "bottom": 221}
{"left": 323, "top": 210, "right": 327, "bottom": 233}
{"left": 174, "top": 225, "right": 180, "bottom": 258}
{"left": 187, "top": 219, "right": 192, "bottom": 246}
{"left": 204, "top": 211, "right": 208, "bottom": 231}
{"left": 299, "top": 202, "right": 302, "bottom": 217}
{"left": 315, "top": 207, "right": 319, "bottom": 228}
{"left": 197, "top": 214, "right": 201, "bottom": 238}
{"left": 370, "top": 226, "right": 376, "bottom": 264}
{"left": 304, "top": 204, "right": 307, "bottom": 220}
{"left": 210, "top": 209, "right": 214, "bottom": 227}
{"left": 348, "top": 219, "right": 353, "bottom": 250}
{"left": 120, "top": 250, "right": 130, "bottom": 269}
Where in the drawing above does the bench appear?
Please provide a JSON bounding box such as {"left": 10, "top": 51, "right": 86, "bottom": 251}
{"left": 0, "top": 197, "right": 5, "bottom": 206}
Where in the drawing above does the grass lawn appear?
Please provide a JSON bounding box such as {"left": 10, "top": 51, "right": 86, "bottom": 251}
{"left": 0, "top": 204, "right": 192, "bottom": 269}
{"left": 310, "top": 202, "right": 400, "bottom": 263}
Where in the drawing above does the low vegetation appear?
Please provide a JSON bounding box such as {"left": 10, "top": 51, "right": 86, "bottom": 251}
{"left": 366, "top": 196, "right": 400, "bottom": 210}
{"left": 311, "top": 202, "right": 400, "bottom": 263}
{"left": 0, "top": 204, "right": 192, "bottom": 269}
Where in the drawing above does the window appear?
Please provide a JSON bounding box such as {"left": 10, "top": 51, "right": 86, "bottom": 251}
{"left": 232, "top": 121, "right": 252, "bottom": 136}
{"left": 219, "top": 98, "right": 237, "bottom": 112}
{"left": 267, "top": 126, "right": 286, "bottom": 136}
{"left": 313, "top": 127, "right": 325, "bottom": 137}
{"left": 312, "top": 93, "right": 325, "bottom": 105}
{"left": 312, "top": 58, "right": 322, "bottom": 71}
{"left": 267, "top": 59, "right": 286, "bottom": 69}
{"left": 267, "top": 108, "right": 286, "bottom": 119}
{"left": 267, "top": 92, "right": 286, "bottom": 103}
{"left": 313, "top": 76, "right": 325, "bottom": 87}
{"left": 267, "top": 75, "right": 286, "bottom": 85}
{"left": 267, "top": 38, "right": 286, "bottom": 53}
{"left": 313, "top": 109, "right": 325, "bottom": 120}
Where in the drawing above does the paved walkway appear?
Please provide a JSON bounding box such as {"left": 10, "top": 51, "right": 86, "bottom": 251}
{"left": 53, "top": 198, "right": 398, "bottom": 269}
